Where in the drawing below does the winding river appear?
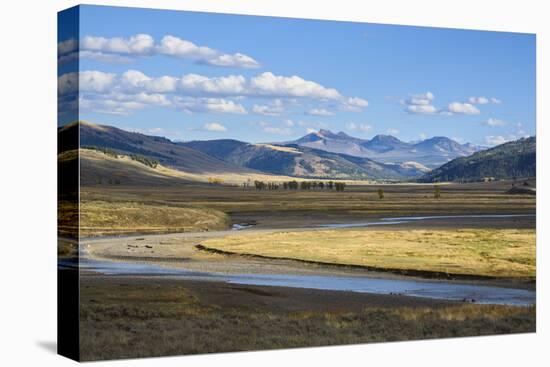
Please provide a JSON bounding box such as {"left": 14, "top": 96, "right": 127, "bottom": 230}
{"left": 61, "top": 213, "right": 536, "bottom": 306}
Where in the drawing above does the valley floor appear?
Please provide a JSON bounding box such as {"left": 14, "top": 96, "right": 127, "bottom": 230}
{"left": 63, "top": 180, "right": 537, "bottom": 360}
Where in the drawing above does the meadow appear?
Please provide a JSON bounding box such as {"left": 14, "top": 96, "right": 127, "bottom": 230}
{"left": 201, "top": 228, "right": 536, "bottom": 279}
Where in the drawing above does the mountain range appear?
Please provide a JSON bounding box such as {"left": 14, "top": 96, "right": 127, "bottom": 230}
{"left": 60, "top": 121, "right": 535, "bottom": 183}
{"left": 182, "top": 140, "right": 428, "bottom": 180}
{"left": 289, "top": 129, "right": 483, "bottom": 168}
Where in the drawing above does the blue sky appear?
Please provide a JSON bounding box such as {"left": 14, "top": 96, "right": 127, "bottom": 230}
{"left": 58, "top": 5, "right": 536, "bottom": 146}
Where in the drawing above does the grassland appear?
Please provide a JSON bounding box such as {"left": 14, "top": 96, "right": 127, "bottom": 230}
{"left": 80, "top": 179, "right": 535, "bottom": 230}
{"left": 201, "top": 228, "right": 535, "bottom": 278}
{"left": 78, "top": 276, "right": 535, "bottom": 361}
{"left": 79, "top": 200, "right": 229, "bottom": 237}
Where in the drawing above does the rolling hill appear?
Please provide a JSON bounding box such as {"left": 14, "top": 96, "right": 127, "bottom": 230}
{"left": 418, "top": 136, "right": 536, "bottom": 182}
{"left": 64, "top": 121, "right": 255, "bottom": 175}
{"left": 181, "top": 140, "right": 428, "bottom": 180}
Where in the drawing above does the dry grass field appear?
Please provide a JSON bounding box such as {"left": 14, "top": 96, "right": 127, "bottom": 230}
{"left": 78, "top": 276, "right": 535, "bottom": 361}
{"left": 201, "top": 228, "right": 536, "bottom": 278}
{"left": 79, "top": 200, "right": 229, "bottom": 237}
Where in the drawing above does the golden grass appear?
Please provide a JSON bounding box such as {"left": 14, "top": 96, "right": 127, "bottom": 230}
{"left": 254, "top": 144, "right": 303, "bottom": 154}
{"left": 79, "top": 200, "right": 229, "bottom": 236}
{"left": 202, "top": 228, "right": 536, "bottom": 278}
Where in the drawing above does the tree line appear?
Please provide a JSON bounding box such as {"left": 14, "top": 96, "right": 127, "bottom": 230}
{"left": 250, "top": 180, "right": 346, "bottom": 191}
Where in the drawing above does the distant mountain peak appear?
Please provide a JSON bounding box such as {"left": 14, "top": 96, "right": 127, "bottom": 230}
{"left": 370, "top": 134, "right": 403, "bottom": 143}
{"left": 318, "top": 129, "right": 337, "bottom": 137}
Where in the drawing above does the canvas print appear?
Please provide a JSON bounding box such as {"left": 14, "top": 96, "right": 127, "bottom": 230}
{"left": 58, "top": 5, "right": 536, "bottom": 362}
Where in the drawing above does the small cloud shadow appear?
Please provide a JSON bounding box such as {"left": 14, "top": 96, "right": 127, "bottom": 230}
{"left": 36, "top": 340, "right": 57, "bottom": 354}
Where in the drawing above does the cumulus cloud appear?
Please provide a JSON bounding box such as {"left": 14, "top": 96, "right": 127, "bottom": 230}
{"left": 468, "top": 96, "right": 489, "bottom": 104}
{"left": 76, "top": 33, "right": 260, "bottom": 69}
{"left": 203, "top": 122, "right": 227, "bottom": 132}
{"left": 79, "top": 71, "right": 117, "bottom": 92}
{"left": 340, "top": 97, "right": 369, "bottom": 112}
{"left": 203, "top": 53, "right": 260, "bottom": 69}
{"left": 61, "top": 67, "right": 372, "bottom": 121}
{"left": 386, "top": 128, "right": 400, "bottom": 135}
{"left": 252, "top": 99, "right": 285, "bottom": 116}
{"left": 82, "top": 34, "right": 155, "bottom": 55}
{"left": 58, "top": 72, "right": 79, "bottom": 95}
{"left": 468, "top": 96, "right": 502, "bottom": 105}
{"left": 406, "top": 105, "right": 438, "bottom": 114}
{"left": 174, "top": 97, "right": 247, "bottom": 115}
{"left": 156, "top": 35, "right": 216, "bottom": 58}
{"left": 58, "top": 38, "right": 78, "bottom": 55}
{"left": 446, "top": 102, "right": 480, "bottom": 115}
{"left": 249, "top": 72, "right": 341, "bottom": 100}
{"left": 306, "top": 108, "right": 334, "bottom": 116}
{"left": 60, "top": 70, "right": 367, "bottom": 117}
{"left": 58, "top": 38, "right": 79, "bottom": 64}
{"left": 403, "top": 91, "right": 437, "bottom": 115}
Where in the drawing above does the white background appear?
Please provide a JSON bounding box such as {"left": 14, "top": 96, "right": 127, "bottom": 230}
{"left": 0, "top": 0, "right": 547, "bottom": 365}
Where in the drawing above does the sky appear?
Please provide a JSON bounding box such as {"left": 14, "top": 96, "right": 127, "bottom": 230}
{"left": 58, "top": 5, "right": 536, "bottom": 146}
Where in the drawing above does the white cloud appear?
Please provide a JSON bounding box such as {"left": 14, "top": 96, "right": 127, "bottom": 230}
{"left": 78, "top": 33, "right": 260, "bottom": 69}
{"left": 61, "top": 69, "right": 367, "bottom": 117}
{"left": 79, "top": 50, "right": 133, "bottom": 63}
{"left": 403, "top": 91, "right": 437, "bottom": 114}
{"left": 58, "top": 38, "right": 78, "bottom": 55}
{"left": 58, "top": 72, "right": 78, "bottom": 95}
{"left": 79, "top": 96, "right": 145, "bottom": 116}
{"left": 406, "top": 104, "right": 438, "bottom": 114}
{"left": 307, "top": 108, "right": 334, "bottom": 116}
{"left": 340, "top": 97, "right": 369, "bottom": 112}
{"left": 203, "top": 122, "right": 227, "bottom": 132}
{"left": 156, "top": 35, "right": 216, "bottom": 58}
{"left": 306, "top": 127, "right": 318, "bottom": 134}
{"left": 180, "top": 74, "right": 247, "bottom": 95}
{"left": 483, "top": 118, "right": 507, "bottom": 126}
{"left": 468, "top": 96, "right": 501, "bottom": 105}
{"left": 346, "top": 122, "right": 372, "bottom": 133}
{"left": 386, "top": 128, "right": 400, "bottom": 135}
{"left": 204, "top": 53, "right": 260, "bottom": 69}
{"left": 250, "top": 72, "right": 341, "bottom": 100}
{"left": 252, "top": 99, "right": 285, "bottom": 116}
{"left": 419, "top": 133, "right": 428, "bottom": 140}
{"left": 468, "top": 96, "right": 489, "bottom": 104}
{"left": 79, "top": 71, "right": 116, "bottom": 92}
{"left": 446, "top": 102, "right": 480, "bottom": 115}
{"left": 82, "top": 34, "right": 155, "bottom": 55}
{"left": 175, "top": 97, "right": 247, "bottom": 114}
